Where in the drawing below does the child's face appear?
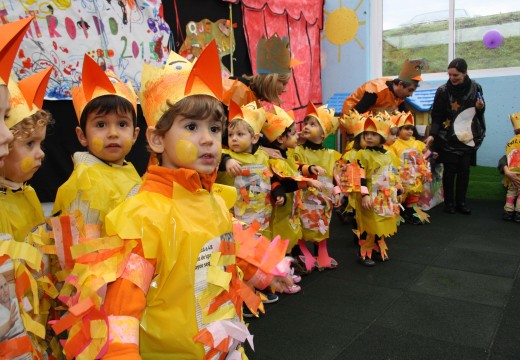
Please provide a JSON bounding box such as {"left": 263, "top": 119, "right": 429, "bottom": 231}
{"left": 399, "top": 125, "right": 414, "bottom": 141}
{"left": 302, "top": 117, "right": 324, "bottom": 144}
{"left": 0, "top": 86, "right": 14, "bottom": 167}
{"left": 228, "top": 122, "right": 257, "bottom": 154}
{"left": 280, "top": 124, "right": 298, "bottom": 149}
{"left": 76, "top": 110, "right": 139, "bottom": 165}
{"left": 385, "top": 128, "right": 398, "bottom": 146}
{"left": 363, "top": 131, "right": 382, "bottom": 147}
{"left": 1, "top": 125, "right": 46, "bottom": 183}
{"left": 276, "top": 78, "right": 289, "bottom": 96}
{"left": 149, "top": 116, "right": 223, "bottom": 174}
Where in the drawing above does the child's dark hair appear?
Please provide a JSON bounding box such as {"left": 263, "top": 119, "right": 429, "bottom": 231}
{"left": 515, "top": 128, "right": 520, "bottom": 135}
{"left": 352, "top": 133, "right": 363, "bottom": 150}
{"left": 79, "top": 94, "right": 137, "bottom": 133}
{"left": 151, "top": 95, "right": 226, "bottom": 164}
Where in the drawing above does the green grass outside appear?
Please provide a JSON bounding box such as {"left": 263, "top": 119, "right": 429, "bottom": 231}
{"left": 383, "top": 11, "right": 520, "bottom": 75}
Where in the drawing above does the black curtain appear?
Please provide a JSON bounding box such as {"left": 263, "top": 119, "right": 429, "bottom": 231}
{"left": 29, "top": 1, "right": 252, "bottom": 202}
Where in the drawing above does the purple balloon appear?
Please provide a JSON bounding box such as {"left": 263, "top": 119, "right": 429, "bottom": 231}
{"left": 483, "top": 30, "right": 503, "bottom": 49}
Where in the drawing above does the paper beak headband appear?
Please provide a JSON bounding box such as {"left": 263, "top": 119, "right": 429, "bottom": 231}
{"left": 398, "top": 59, "right": 426, "bottom": 83}
{"left": 262, "top": 105, "right": 295, "bottom": 142}
{"left": 363, "top": 113, "right": 390, "bottom": 140}
{"left": 229, "top": 100, "right": 266, "bottom": 135}
{"left": 510, "top": 112, "right": 520, "bottom": 131}
{"left": 0, "top": 17, "right": 34, "bottom": 86}
{"left": 305, "top": 102, "right": 339, "bottom": 138}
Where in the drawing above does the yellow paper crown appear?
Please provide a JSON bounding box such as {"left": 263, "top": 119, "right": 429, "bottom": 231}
{"left": 229, "top": 100, "right": 266, "bottom": 135}
{"left": 399, "top": 59, "right": 426, "bottom": 83}
{"left": 256, "top": 34, "right": 292, "bottom": 75}
{"left": 363, "top": 113, "right": 390, "bottom": 140}
{"left": 262, "top": 105, "right": 295, "bottom": 142}
{"left": 339, "top": 109, "right": 364, "bottom": 136}
{"left": 139, "top": 40, "right": 223, "bottom": 126}
{"left": 510, "top": 112, "right": 520, "bottom": 131}
{"left": 0, "top": 17, "right": 33, "bottom": 86}
{"left": 7, "top": 67, "right": 53, "bottom": 129}
{"left": 72, "top": 54, "right": 137, "bottom": 122}
{"left": 306, "top": 102, "right": 339, "bottom": 138}
{"left": 392, "top": 111, "right": 414, "bottom": 127}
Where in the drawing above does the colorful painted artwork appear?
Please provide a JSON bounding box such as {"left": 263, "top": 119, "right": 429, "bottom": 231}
{"left": 179, "top": 18, "right": 234, "bottom": 77}
{"left": 2, "top": 1, "right": 171, "bottom": 99}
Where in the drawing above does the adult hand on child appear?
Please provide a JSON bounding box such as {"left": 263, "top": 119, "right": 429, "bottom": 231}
{"left": 226, "top": 158, "right": 242, "bottom": 177}
{"left": 311, "top": 166, "right": 325, "bottom": 176}
{"left": 261, "top": 146, "right": 283, "bottom": 159}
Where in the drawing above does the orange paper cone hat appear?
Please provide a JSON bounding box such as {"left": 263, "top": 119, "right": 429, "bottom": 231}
{"left": 339, "top": 109, "right": 364, "bottom": 136}
{"left": 140, "top": 40, "right": 223, "bottom": 126}
{"left": 0, "top": 17, "right": 33, "bottom": 85}
{"left": 510, "top": 112, "right": 520, "bottom": 131}
{"left": 398, "top": 59, "right": 426, "bottom": 83}
{"left": 305, "top": 102, "right": 339, "bottom": 138}
{"left": 222, "top": 78, "right": 257, "bottom": 107}
{"left": 256, "top": 34, "right": 292, "bottom": 75}
{"left": 262, "top": 105, "right": 295, "bottom": 142}
{"left": 7, "top": 67, "right": 53, "bottom": 128}
{"left": 392, "top": 111, "right": 415, "bottom": 127}
{"left": 71, "top": 54, "right": 137, "bottom": 122}
{"left": 363, "top": 113, "right": 390, "bottom": 140}
{"left": 229, "top": 100, "right": 266, "bottom": 135}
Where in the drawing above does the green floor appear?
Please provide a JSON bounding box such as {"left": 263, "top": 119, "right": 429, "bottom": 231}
{"left": 467, "top": 165, "right": 505, "bottom": 201}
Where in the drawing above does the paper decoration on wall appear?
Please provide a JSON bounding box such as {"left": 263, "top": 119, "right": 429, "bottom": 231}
{"left": 238, "top": 0, "right": 324, "bottom": 122}
{"left": 3, "top": 1, "right": 171, "bottom": 100}
{"left": 323, "top": 0, "right": 366, "bottom": 62}
{"left": 483, "top": 29, "right": 504, "bottom": 49}
{"left": 179, "top": 19, "right": 235, "bottom": 77}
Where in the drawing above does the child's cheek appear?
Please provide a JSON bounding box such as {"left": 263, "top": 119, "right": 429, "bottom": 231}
{"left": 20, "top": 157, "right": 34, "bottom": 173}
{"left": 122, "top": 139, "right": 133, "bottom": 153}
{"left": 91, "top": 137, "right": 104, "bottom": 153}
{"left": 175, "top": 139, "right": 198, "bottom": 166}
{"left": 217, "top": 144, "right": 222, "bottom": 162}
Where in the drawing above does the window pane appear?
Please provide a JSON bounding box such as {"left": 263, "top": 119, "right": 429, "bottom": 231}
{"left": 455, "top": 0, "right": 520, "bottom": 70}
{"left": 383, "top": 0, "right": 449, "bottom": 76}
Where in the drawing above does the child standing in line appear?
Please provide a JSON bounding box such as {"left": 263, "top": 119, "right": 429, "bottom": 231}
{"left": 389, "top": 111, "right": 432, "bottom": 225}
{"left": 262, "top": 105, "right": 322, "bottom": 284}
{"left": 97, "top": 41, "right": 291, "bottom": 358}
{"left": 52, "top": 54, "right": 141, "bottom": 235}
{"left": 503, "top": 112, "right": 520, "bottom": 222}
{"left": 355, "top": 114, "right": 401, "bottom": 266}
{"left": 293, "top": 102, "right": 341, "bottom": 271}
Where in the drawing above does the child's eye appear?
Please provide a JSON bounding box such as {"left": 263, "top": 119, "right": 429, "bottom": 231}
{"left": 118, "top": 121, "right": 129, "bottom": 127}
{"left": 96, "top": 122, "right": 106, "bottom": 128}
{"left": 210, "top": 125, "right": 222, "bottom": 133}
{"left": 26, "top": 140, "right": 34, "bottom": 148}
{"left": 185, "top": 123, "right": 197, "bottom": 131}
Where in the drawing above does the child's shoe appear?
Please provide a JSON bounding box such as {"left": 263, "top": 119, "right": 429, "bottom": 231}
{"left": 242, "top": 306, "right": 255, "bottom": 318}
{"left": 261, "top": 292, "right": 279, "bottom": 304}
{"left": 359, "top": 257, "right": 376, "bottom": 267}
{"left": 514, "top": 212, "right": 520, "bottom": 223}
{"left": 292, "top": 274, "right": 302, "bottom": 284}
{"left": 503, "top": 211, "right": 514, "bottom": 221}
{"left": 285, "top": 284, "right": 301, "bottom": 294}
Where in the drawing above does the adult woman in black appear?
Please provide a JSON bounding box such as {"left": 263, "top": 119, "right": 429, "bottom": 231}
{"left": 430, "top": 58, "right": 486, "bottom": 215}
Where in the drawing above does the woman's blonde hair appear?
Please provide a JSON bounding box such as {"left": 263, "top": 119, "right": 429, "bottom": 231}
{"left": 243, "top": 73, "right": 290, "bottom": 104}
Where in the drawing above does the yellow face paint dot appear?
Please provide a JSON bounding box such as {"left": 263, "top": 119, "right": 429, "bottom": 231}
{"left": 20, "top": 157, "right": 34, "bottom": 173}
{"left": 174, "top": 139, "right": 198, "bottom": 166}
{"left": 91, "top": 137, "right": 104, "bottom": 153}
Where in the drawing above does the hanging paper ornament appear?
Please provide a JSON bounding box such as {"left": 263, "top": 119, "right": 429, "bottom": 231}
{"left": 482, "top": 30, "right": 503, "bottom": 49}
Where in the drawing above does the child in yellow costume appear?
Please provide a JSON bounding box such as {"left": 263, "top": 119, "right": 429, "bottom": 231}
{"left": 217, "top": 101, "right": 274, "bottom": 238}
{"left": 293, "top": 102, "right": 341, "bottom": 271}
{"left": 503, "top": 112, "right": 520, "bottom": 221}
{"left": 52, "top": 54, "right": 141, "bottom": 235}
{"left": 262, "top": 105, "right": 322, "bottom": 285}
{"left": 389, "top": 111, "right": 433, "bottom": 225}
{"left": 335, "top": 110, "right": 365, "bottom": 237}
{"left": 64, "top": 41, "right": 291, "bottom": 359}
{"left": 355, "top": 115, "right": 402, "bottom": 266}
{"left": 0, "top": 17, "right": 61, "bottom": 360}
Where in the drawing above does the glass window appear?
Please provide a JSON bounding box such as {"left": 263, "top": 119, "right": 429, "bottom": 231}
{"left": 382, "top": 0, "right": 520, "bottom": 75}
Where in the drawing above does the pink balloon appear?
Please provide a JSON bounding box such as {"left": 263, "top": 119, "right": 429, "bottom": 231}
{"left": 483, "top": 30, "right": 503, "bottom": 49}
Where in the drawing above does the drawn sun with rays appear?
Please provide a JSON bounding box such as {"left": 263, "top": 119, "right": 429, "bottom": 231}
{"left": 323, "top": 0, "right": 366, "bottom": 62}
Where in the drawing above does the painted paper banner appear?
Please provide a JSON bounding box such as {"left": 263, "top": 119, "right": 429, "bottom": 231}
{"left": 2, "top": 0, "right": 171, "bottom": 99}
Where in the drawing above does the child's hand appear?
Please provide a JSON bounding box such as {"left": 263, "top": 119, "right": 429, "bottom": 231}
{"left": 226, "top": 159, "right": 242, "bottom": 177}
{"left": 261, "top": 146, "right": 283, "bottom": 159}
{"left": 269, "top": 275, "right": 293, "bottom": 293}
{"left": 311, "top": 166, "right": 326, "bottom": 176}
{"left": 307, "top": 179, "right": 323, "bottom": 191}
{"left": 362, "top": 194, "right": 372, "bottom": 209}
{"left": 275, "top": 195, "right": 284, "bottom": 206}
{"left": 424, "top": 135, "right": 434, "bottom": 148}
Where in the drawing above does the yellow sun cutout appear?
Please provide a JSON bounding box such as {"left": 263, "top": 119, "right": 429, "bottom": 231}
{"left": 323, "top": 0, "right": 366, "bottom": 62}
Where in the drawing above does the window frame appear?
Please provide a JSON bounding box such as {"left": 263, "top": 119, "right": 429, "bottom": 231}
{"left": 371, "top": 0, "right": 520, "bottom": 80}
